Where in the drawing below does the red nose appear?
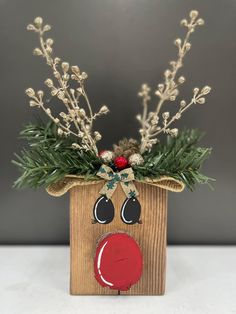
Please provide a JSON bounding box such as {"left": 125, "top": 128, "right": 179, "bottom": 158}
{"left": 94, "top": 233, "right": 143, "bottom": 291}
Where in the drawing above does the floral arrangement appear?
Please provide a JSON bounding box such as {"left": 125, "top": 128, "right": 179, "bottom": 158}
{"left": 14, "top": 10, "right": 213, "bottom": 190}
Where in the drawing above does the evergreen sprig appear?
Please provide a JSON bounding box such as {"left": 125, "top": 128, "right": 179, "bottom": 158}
{"left": 13, "top": 122, "right": 213, "bottom": 190}
{"left": 134, "top": 129, "right": 213, "bottom": 190}
{"left": 13, "top": 121, "right": 102, "bottom": 188}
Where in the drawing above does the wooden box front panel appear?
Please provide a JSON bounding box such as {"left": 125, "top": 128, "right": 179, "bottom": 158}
{"left": 70, "top": 182, "right": 167, "bottom": 295}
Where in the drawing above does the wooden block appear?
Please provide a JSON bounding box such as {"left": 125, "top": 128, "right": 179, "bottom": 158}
{"left": 70, "top": 181, "right": 167, "bottom": 295}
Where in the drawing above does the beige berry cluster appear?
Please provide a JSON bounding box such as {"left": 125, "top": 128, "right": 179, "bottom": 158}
{"left": 137, "top": 10, "right": 211, "bottom": 153}
{"left": 26, "top": 17, "right": 109, "bottom": 154}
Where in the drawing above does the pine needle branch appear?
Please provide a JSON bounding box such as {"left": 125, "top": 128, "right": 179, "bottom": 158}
{"left": 134, "top": 129, "right": 213, "bottom": 190}
{"left": 13, "top": 121, "right": 102, "bottom": 188}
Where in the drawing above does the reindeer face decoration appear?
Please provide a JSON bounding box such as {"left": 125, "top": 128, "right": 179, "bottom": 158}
{"left": 67, "top": 180, "right": 170, "bottom": 295}
{"left": 16, "top": 10, "right": 212, "bottom": 295}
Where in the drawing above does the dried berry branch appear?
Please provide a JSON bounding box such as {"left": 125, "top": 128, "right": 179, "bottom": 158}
{"left": 137, "top": 10, "right": 211, "bottom": 153}
{"left": 25, "top": 17, "right": 109, "bottom": 154}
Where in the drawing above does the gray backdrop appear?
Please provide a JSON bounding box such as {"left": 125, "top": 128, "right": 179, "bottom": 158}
{"left": 1, "top": 0, "right": 236, "bottom": 244}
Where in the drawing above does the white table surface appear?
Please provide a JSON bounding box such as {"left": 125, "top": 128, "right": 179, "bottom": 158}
{"left": 0, "top": 246, "right": 235, "bottom": 314}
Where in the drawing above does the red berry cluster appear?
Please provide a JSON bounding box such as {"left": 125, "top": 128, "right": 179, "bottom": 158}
{"left": 113, "top": 156, "right": 128, "bottom": 170}
{"left": 99, "top": 149, "right": 130, "bottom": 170}
{"left": 99, "top": 150, "right": 129, "bottom": 170}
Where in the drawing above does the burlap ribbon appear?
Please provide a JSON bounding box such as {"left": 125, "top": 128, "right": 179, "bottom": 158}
{"left": 46, "top": 167, "right": 185, "bottom": 197}
{"left": 96, "top": 165, "right": 138, "bottom": 199}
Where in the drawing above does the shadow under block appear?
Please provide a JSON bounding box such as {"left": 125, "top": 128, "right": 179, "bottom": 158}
{"left": 70, "top": 182, "right": 167, "bottom": 295}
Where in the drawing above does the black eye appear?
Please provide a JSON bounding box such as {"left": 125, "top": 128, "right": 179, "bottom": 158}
{"left": 93, "top": 195, "right": 114, "bottom": 224}
{"left": 120, "top": 197, "right": 141, "bottom": 225}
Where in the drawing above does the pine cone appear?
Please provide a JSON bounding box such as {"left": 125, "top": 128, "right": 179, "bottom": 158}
{"left": 113, "top": 138, "right": 140, "bottom": 158}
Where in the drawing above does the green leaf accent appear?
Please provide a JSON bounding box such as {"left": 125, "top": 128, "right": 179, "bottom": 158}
{"left": 128, "top": 190, "right": 137, "bottom": 198}
{"left": 121, "top": 173, "right": 129, "bottom": 180}
{"left": 113, "top": 174, "right": 120, "bottom": 182}
{"left": 108, "top": 171, "right": 114, "bottom": 178}
{"left": 107, "top": 180, "right": 116, "bottom": 190}
{"left": 98, "top": 166, "right": 106, "bottom": 174}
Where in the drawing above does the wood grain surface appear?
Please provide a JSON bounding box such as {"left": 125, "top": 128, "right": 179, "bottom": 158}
{"left": 70, "top": 181, "right": 167, "bottom": 295}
